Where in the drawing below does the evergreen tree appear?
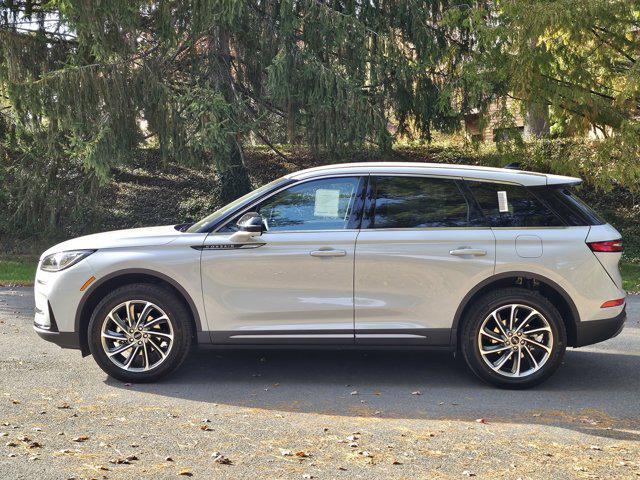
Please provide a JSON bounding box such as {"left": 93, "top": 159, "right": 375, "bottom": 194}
{"left": 0, "top": 0, "right": 480, "bottom": 203}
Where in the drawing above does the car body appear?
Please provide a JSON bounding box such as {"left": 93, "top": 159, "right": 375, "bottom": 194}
{"left": 33, "top": 162, "right": 626, "bottom": 387}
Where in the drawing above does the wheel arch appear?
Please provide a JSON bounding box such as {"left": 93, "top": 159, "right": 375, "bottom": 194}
{"left": 451, "top": 271, "right": 580, "bottom": 350}
{"left": 75, "top": 268, "right": 203, "bottom": 356}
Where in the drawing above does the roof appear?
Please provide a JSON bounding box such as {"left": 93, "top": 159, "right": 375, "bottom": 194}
{"left": 286, "top": 162, "right": 581, "bottom": 187}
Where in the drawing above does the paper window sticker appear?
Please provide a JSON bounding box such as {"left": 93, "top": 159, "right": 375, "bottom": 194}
{"left": 497, "top": 191, "right": 509, "bottom": 213}
{"left": 314, "top": 189, "right": 340, "bottom": 217}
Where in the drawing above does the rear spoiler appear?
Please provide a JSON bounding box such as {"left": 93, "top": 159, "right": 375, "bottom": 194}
{"left": 546, "top": 175, "right": 582, "bottom": 186}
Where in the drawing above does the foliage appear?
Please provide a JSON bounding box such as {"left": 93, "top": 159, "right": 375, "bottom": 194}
{"left": 0, "top": 0, "right": 490, "bottom": 203}
{"left": 0, "top": 1, "right": 638, "bottom": 240}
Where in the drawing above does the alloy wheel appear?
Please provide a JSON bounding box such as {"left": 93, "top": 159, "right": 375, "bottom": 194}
{"left": 100, "top": 300, "right": 174, "bottom": 372}
{"left": 477, "top": 303, "right": 553, "bottom": 378}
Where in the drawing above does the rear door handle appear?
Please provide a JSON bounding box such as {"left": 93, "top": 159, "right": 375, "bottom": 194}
{"left": 310, "top": 249, "right": 347, "bottom": 258}
{"left": 449, "top": 248, "right": 487, "bottom": 257}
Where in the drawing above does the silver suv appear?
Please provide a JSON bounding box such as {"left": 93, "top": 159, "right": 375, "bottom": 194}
{"left": 33, "top": 163, "right": 626, "bottom": 388}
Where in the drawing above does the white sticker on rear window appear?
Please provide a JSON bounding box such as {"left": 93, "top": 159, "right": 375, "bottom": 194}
{"left": 497, "top": 191, "right": 509, "bottom": 213}
{"left": 314, "top": 189, "right": 340, "bottom": 218}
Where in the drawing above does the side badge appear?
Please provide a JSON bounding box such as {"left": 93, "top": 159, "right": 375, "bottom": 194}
{"left": 191, "top": 243, "right": 265, "bottom": 251}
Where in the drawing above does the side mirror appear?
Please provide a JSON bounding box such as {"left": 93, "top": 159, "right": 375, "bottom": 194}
{"left": 236, "top": 212, "right": 265, "bottom": 236}
{"left": 228, "top": 212, "right": 265, "bottom": 243}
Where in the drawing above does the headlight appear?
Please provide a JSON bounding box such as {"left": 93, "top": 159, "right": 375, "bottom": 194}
{"left": 40, "top": 250, "right": 95, "bottom": 272}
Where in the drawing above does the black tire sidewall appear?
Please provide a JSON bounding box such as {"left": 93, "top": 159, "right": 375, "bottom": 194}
{"left": 461, "top": 288, "right": 566, "bottom": 389}
{"left": 88, "top": 284, "right": 192, "bottom": 383}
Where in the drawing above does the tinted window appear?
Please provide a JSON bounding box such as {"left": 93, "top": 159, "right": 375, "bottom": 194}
{"left": 371, "top": 176, "right": 474, "bottom": 228}
{"left": 530, "top": 186, "right": 605, "bottom": 226}
{"left": 221, "top": 177, "right": 361, "bottom": 232}
{"left": 467, "top": 181, "right": 563, "bottom": 227}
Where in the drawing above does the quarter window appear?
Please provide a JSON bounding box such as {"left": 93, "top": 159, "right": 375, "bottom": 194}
{"left": 467, "top": 181, "right": 563, "bottom": 227}
{"left": 371, "top": 176, "right": 475, "bottom": 228}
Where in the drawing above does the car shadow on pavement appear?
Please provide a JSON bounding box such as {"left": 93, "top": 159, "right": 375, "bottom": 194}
{"left": 105, "top": 347, "right": 640, "bottom": 442}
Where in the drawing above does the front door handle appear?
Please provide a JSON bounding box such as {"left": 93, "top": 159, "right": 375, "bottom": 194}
{"left": 449, "top": 248, "right": 487, "bottom": 257}
{"left": 310, "top": 249, "right": 347, "bottom": 258}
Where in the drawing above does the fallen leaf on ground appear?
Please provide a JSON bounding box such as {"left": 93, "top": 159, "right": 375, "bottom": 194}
{"left": 72, "top": 435, "right": 89, "bottom": 442}
{"left": 212, "top": 452, "right": 232, "bottom": 465}
{"left": 411, "top": 391, "right": 422, "bottom": 396}
{"left": 475, "top": 418, "right": 486, "bottom": 424}
{"left": 178, "top": 469, "right": 193, "bottom": 476}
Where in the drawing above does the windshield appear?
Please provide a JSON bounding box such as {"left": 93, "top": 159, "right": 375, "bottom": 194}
{"left": 186, "top": 177, "right": 289, "bottom": 233}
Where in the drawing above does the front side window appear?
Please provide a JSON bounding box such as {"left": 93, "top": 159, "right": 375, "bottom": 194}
{"left": 370, "top": 176, "right": 475, "bottom": 229}
{"left": 222, "top": 177, "right": 362, "bottom": 232}
{"left": 187, "top": 177, "right": 289, "bottom": 233}
{"left": 467, "top": 181, "right": 563, "bottom": 227}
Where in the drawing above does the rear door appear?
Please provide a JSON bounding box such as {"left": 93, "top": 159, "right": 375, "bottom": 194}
{"left": 354, "top": 175, "right": 496, "bottom": 345}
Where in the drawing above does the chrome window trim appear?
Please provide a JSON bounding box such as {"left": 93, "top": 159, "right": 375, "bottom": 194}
{"left": 358, "top": 227, "right": 494, "bottom": 232}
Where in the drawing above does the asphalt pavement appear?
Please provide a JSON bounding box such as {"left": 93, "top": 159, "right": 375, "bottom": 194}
{"left": 0, "top": 287, "right": 638, "bottom": 479}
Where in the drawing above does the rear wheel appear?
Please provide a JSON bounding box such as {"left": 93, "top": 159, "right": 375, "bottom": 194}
{"left": 88, "top": 283, "right": 193, "bottom": 383}
{"left": 461, "top": 288, "right": 566, "bottom": 389}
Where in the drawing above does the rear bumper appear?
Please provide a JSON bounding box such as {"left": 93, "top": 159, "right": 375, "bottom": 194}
{"left": 574, "top": 307, "right": 626, "bottom": 347}
{"left": 33, "top": 324, "right": 82, "bottom": 350}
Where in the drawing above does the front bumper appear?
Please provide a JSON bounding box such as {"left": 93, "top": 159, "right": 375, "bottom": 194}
{"left": 33, "top": 324, "right": 82, "bottom": 350}
{"left": 574, "top": 306, "right": 626, "bottom": 347}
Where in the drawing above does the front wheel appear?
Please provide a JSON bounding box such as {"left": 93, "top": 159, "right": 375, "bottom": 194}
{"left": 461, "top": 288, "right": 566, "bottom": 389}
{"left": 88, "top": 283, "right": 193, "bottom": 383}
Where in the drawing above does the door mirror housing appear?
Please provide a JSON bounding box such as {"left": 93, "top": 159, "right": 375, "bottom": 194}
{"left": 229, "top": 212, "right": 265, "bottom": 243}
{"left": 237, "top": 212, "right": 265, "bottom": 235}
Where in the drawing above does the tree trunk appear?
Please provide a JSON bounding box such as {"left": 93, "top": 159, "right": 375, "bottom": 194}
{"left": 215, "top": 28, "right": 252, "bottom": 204}
{"left": 524, "top": 101, "right": 550, "bottom": 139}
{"left": 287, "top": 99, "right": 296, "bottom": 144}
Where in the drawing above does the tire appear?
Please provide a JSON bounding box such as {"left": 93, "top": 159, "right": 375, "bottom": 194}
{"left": 88, "top": 283, "right": 193, "bottom": 383}
{"left": 460, "top": 288, "right": 566, "bottom": 389}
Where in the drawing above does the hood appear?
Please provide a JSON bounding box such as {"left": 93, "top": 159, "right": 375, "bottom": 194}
{"left": 41, "top": 225, "right": 181, "bottom": 258}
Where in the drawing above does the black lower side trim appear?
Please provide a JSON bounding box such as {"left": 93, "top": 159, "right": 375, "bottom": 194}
{"left": 208, "top": 328, "right": 451, "bottom": 347}
{"left": 33, "top": 325, "right": 83, "bottom": 351}
{"left": 574, "top": 307, "right": 626, "bottom": 347}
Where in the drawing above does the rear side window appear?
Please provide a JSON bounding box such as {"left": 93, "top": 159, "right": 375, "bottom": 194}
{"left": 370, "top": 176, "right": 477, "bottom": 228}
{"left": 467, "top": 181, "right": 563, "bottom": 227}
{"left": 529, "top": 186, "right": 605, "bottom": 226}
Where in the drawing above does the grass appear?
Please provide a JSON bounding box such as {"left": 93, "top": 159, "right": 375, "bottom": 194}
{"left": 0, "top": 257, "right": 38, "bottom": 286}
{"left": 620, "top": 262, "right": 640, "bottom": 293}
{"left": 2, "top": 256, "right": 639, "bottom": 295}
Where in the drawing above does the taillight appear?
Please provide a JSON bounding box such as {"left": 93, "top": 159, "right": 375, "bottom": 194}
{"left": 587, "top": 239, "right": 623, "bottom": 252}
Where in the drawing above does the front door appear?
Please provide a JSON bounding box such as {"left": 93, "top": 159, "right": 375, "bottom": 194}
{"left": 200, "top": 176, "right": 365, "bottom": 344}
{"left": 354, "top": 175, "right": 496, "bottom": 345}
